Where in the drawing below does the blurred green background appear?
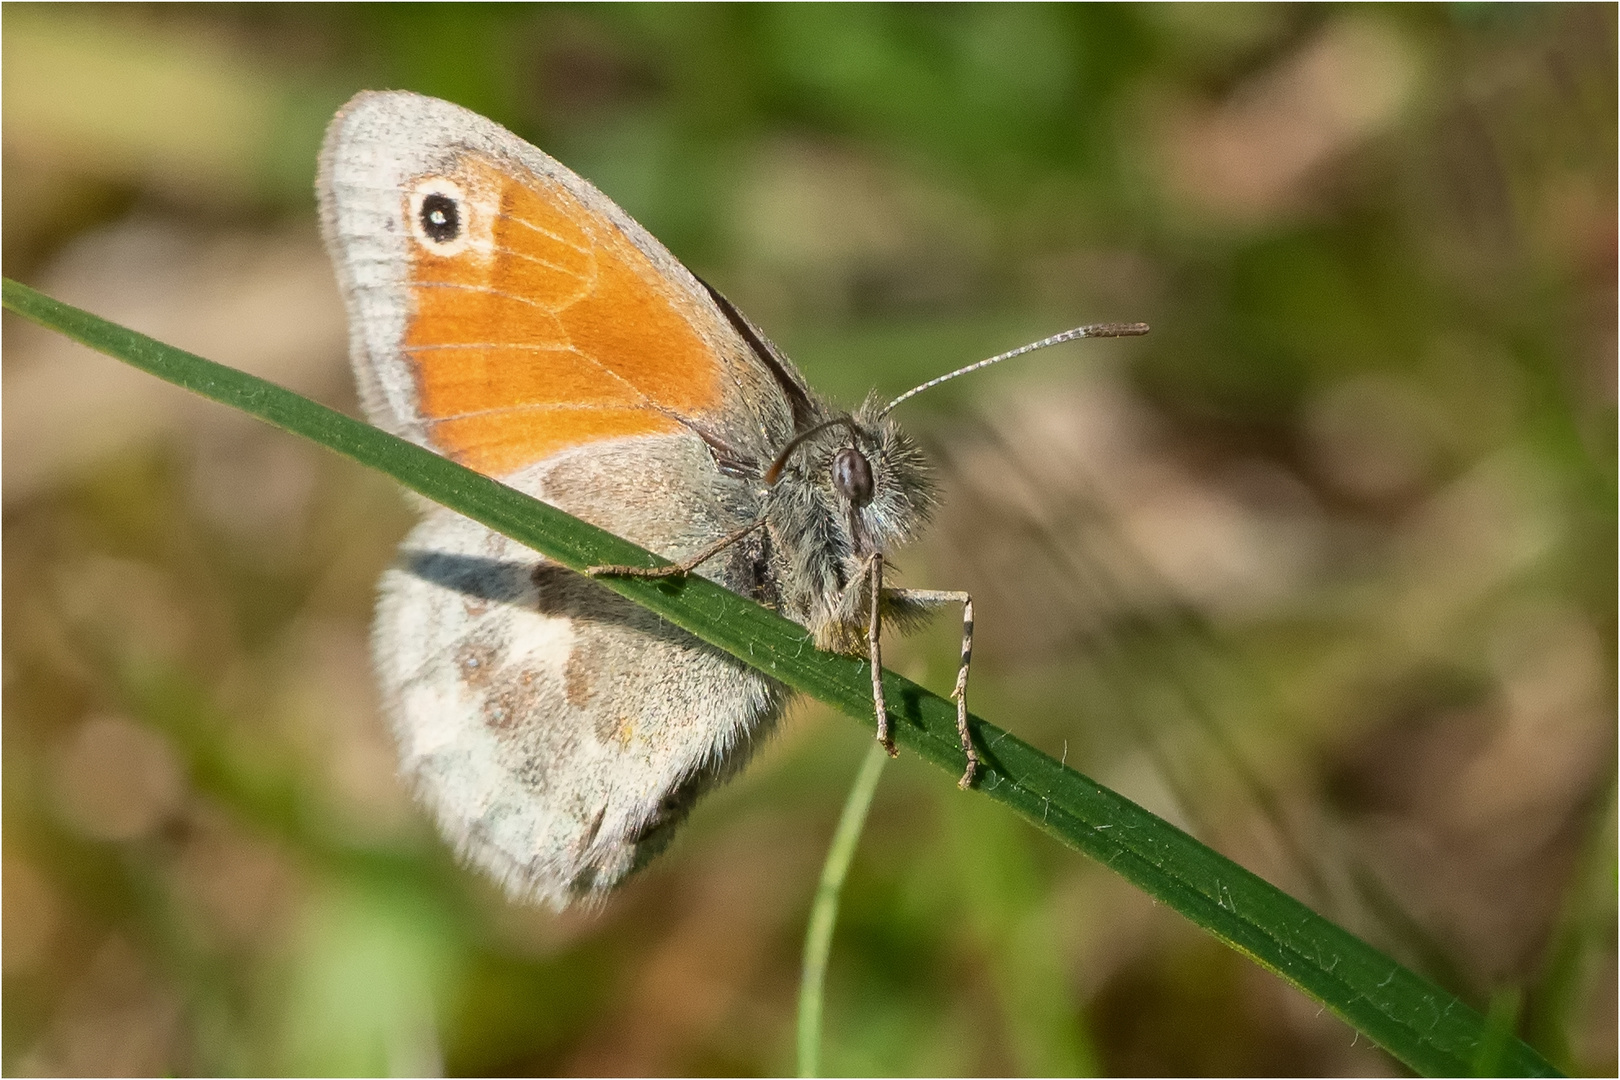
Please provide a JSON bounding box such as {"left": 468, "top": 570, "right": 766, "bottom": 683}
{"left": 3, "top": 3, "right": 1614, "bottom": 1075}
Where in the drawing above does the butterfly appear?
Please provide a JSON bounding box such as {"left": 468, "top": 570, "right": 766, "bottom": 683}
{"left": 318, "top": 90, "right": 1144, "bottom": 907}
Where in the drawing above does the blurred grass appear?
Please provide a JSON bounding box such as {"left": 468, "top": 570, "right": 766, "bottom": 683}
{"left": 4, "top": 4, "right": 1613, "bottom": 1077}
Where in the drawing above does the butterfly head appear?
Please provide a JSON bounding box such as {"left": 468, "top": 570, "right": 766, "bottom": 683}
{"left": 762, "top": 393, "right": 934, "bottom": 647}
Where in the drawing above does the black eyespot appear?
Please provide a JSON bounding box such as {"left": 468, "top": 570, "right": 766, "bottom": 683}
{"left": 832, "top": 447, "right": 874, "bottom": 507}
{"left": 419, "top": 192, "right": 460, "bottom": 243}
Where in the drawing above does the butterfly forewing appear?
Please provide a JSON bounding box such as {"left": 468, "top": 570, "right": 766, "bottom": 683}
{"left": 319, "top": 91, "right": 788, "bottom": 475}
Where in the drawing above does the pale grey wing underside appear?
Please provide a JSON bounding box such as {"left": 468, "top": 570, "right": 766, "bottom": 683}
{"left": 373, "top": 434, "right": 787, "bottom": 906}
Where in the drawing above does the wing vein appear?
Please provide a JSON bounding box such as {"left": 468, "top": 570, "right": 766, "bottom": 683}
{"left": 499, "top": 210, "right": 594, "bottom": 257}
{"left": 429, "top": 401, "right": 667, "bottom": 423}
{"left": 405, "top": 342, "right": 579, "bottom": 354}
{"left": 409, "top": 283, "right": 663, "bottom": 414}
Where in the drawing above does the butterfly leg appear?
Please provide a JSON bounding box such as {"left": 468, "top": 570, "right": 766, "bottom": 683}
{"left": 586, "top": 519, "right": 764, "bottom": 579}
{"left": 882, "top": 588, "right": 977, "bottom": 789}
{"left": 867, "top": 552, "right": 894, "bottom": 757}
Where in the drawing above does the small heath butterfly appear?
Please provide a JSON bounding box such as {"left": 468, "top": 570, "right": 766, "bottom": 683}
{"left": 318, "top": 91, "right": 1144, "bottom": 907}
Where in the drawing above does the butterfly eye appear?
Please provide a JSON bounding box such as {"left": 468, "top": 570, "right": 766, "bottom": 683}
{"left": 831, "top": 448, "right": 874, "bottom": 507}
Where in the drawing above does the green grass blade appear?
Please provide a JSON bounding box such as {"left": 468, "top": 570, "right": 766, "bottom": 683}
{"left": 2, "top": 277, "right": 1562, "bottom": 1078}
{"left": 798, "top": 741, "right": 889, "bottom": 1077}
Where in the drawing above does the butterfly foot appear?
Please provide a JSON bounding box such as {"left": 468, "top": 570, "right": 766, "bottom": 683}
{"left": 584, "top": 563, "right": 685, "bottom": 579}
{"left": 957, "top": 749, "right": 979, "bottom": 790}
{"left": 950, "top": 684, "right": 977, "bottom": 789}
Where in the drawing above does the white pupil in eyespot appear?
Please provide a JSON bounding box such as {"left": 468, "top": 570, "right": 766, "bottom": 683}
{"left": 430, "top": 209, "right": 446, "bottom": 225}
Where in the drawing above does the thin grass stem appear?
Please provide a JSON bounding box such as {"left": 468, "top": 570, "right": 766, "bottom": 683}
{"left": 798, "top": 741, "right": 889, "bottom": 1077}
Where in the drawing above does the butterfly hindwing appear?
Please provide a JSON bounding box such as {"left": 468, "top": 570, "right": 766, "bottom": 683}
{"left": 374, "top": 437, "right": 788, "bottom": 905}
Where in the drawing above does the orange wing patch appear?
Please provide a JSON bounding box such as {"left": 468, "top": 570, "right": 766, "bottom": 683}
{"left": 401, "top": 154, "right": 724, "bottom": 477}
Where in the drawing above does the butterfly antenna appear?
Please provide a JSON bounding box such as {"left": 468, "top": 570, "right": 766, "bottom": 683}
{"left": 878, "top": 322, "right": 1149, "bottom": 417}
